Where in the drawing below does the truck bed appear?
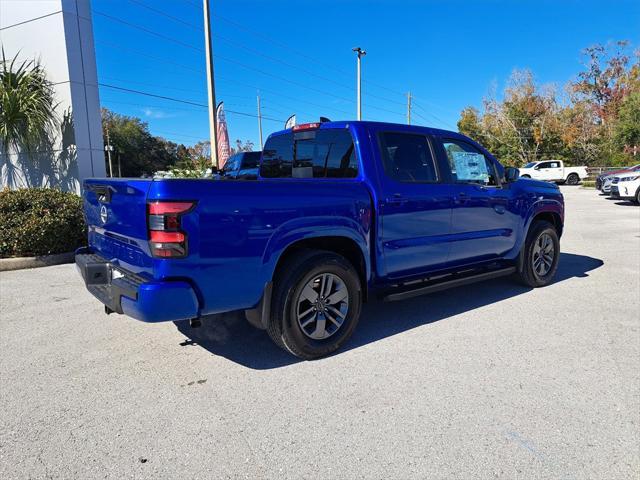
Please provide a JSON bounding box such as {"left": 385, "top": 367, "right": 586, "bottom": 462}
{"left": 83, "top": 178, "right": 372, "bottom": 317}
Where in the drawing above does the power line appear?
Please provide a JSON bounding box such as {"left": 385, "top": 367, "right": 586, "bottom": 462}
{"left": 100, "top": 75, "right": 207, "bottom": 96}
{"left": 99, "top": 83, "right": 208, "bottom": 107}
{"left": 127, "top": 0, "right": 201, "bottom": 30}
{"left": 101, "top": 98, "right": 206, "bottom": 113}
{"left": 93, "top": 10, "right": 203, "bottom": 52}
{"left": 97, "top": 4, "right": 455, "bottom": 120}
{"left": 99, "top": 83, "right": 285, "bottom": 122}
{"left": 411, "top": 102, "right": 457, "bottom": 130}
{"left": 95, "top": 41, "right": 205, "bottom": 74}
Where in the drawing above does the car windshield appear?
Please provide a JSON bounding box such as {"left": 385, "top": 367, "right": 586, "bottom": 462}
{"left": 523, "top": 162, "right": 537, "bottom": 168}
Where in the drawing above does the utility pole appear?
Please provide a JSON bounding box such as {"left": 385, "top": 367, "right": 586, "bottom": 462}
{"left": 352, "top": 47, "right": 366, "bottom": 120}
{"left": 257, "top": 92, "right": 263, "bottom": 150}
{"left": 105, "top": 128, "right": 114, "bottom": 177}
{"left": 203, "top": 0, "right": 219, "bottom": 168}
{"left": 406, "top": 91, "right": 412, "bottom": 125}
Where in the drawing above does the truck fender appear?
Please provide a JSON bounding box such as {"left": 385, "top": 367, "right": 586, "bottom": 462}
{"left": 514, "top": 199, "right": 564, "bottom": 270}
{"left": 260, "top": 217, "right": 371, "bottom": 284}
{"left": 246, "top": 220, "right": 370, "bottom": 330}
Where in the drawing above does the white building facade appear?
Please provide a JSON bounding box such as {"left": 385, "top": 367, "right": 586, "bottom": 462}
{"left": 0, "top": 0, "right": 105, "bottom": 193}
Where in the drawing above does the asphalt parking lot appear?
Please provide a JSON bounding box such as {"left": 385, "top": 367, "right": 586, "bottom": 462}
{"left": 1, "top": 186, "right": 638, "bottom": 479}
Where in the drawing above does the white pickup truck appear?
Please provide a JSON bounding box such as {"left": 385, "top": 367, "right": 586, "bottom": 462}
{"left": 518, "top": 160, "right": 588, "bottom": 185}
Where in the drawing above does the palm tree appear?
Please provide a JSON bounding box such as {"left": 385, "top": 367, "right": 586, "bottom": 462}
{"left": 0, "top": 50, "right": 58, "bottom": 156}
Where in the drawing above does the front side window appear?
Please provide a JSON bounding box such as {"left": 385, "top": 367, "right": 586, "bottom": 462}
{"left": 260, "top": 129, "right": 357, "bottom": 179}
{"left": 379, "top": 132, "right": 438, "bottom": 183}
{"left": 442, "top": 139, "right": 499, "bottom": 186}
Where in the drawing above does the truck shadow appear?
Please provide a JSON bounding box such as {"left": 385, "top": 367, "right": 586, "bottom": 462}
{"left": 174, "top": 252, "right": 603, "bottom": 370}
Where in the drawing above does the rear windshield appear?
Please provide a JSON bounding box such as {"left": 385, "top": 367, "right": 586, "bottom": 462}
{"left": 260, "top": 128, "right": 358, "bottom": 179}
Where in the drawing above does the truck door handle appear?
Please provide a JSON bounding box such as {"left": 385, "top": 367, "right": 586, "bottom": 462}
{"left": 386, "top": 194, "right": 408, "bottom": 205}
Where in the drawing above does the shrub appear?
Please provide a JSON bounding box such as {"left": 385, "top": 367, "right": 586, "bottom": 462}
{"left": 0, "top": 188, "right": 86, "bottom": 257}
{"left": 581, "top": 180, "right": 596, "bottom": 189}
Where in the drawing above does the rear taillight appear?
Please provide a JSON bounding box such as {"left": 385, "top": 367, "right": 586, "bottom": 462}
{"left": 147, "top": 201, "right": 195, "bottom": 258}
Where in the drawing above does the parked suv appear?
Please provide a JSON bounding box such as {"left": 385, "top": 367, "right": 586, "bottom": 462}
{"left": 77, "top": 121, "right": 564, "bottom": 359}
{"left": 610, "top": 171, "right": 640, "bottom": 203}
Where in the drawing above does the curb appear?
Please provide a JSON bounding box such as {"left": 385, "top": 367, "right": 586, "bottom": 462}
{"left": 0, "top": 252, "right": 75, "bottom": 272}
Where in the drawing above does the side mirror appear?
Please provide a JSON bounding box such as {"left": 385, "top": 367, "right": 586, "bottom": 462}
{"left": 505, "top": 167, "right": 520, "bottom": 183}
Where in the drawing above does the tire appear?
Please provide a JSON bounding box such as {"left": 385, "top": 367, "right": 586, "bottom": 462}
{"left": 521, "top": 175, "right": 531, "bottom": 179}
{"left": 635, "top": 188, "right": 640, "bottom": 205}
{"left": 517, "top": 220, "right": 560, "bottom": 288}
{"left": 566, "top": 173, "right": 580, "bottom": 185}
{"left": 267, "top": 249, "right": 363, "bottom": 360}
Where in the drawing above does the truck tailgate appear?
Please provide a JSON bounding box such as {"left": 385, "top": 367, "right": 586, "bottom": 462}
{"left": 83, "top": 178, "right": 154, "bottom": 274}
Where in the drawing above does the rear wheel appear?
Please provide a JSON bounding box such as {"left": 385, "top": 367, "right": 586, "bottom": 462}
{"left": 517, "top": 221, "right": 560, "bottom": 287}
{"left": 566, "top": 173, "right": 580, "bottom": 185}
{"left": 267, "top": 250, "right": 362, "bottom": 360}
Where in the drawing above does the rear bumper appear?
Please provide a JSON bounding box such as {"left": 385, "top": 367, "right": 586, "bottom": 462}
{"left": 75, "top": 249, "right": 199, "bottom": 322}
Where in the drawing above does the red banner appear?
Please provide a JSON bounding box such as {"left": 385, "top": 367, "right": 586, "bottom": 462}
{"left": 216, "top": 102, "right": 231, "bottom": 169}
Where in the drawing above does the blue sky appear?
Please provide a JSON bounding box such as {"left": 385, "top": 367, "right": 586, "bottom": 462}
{"left": 93, "top": 0, "right": 640, "bottom": 148}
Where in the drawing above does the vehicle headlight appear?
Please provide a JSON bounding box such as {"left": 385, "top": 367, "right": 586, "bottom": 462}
{"left": 624, "top": 175, "right": 639, "bottom": 182}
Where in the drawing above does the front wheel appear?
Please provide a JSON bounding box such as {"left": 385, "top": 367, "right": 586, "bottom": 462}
{"left": 517, "top": 221, "right": 560, "bottom": 287}
{"left": 566, "top": 173, "right": 580, "bottom": 185}
{"left": 267, "top": 250, "right": 362, "bottom": 359}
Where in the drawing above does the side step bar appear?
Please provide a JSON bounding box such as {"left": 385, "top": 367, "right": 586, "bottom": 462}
{"left": 383, "top": 267, "right": 516, "bottom": 302}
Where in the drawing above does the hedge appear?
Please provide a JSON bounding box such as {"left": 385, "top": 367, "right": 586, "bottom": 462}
{"left": 0, "top": 188, "right": 86, "bottom": 258}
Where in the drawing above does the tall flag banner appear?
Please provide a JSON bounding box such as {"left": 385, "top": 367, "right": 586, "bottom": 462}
{"left": 285, "top": 114, "right": 296, "bottom": 130}
{"left": 216, "top": 102, "right": 231, "bottom": 168}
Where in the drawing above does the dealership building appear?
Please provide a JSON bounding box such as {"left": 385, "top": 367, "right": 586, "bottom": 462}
{"left": 0, "top": 0, "right": 105, "bottom": 193}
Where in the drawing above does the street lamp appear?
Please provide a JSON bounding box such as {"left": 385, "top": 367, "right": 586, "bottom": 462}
{"left": 105, "top": 129, "right": 114, "bottom": 177}
{"left": 352, "top": 47, "right": 366, "bottom": 120}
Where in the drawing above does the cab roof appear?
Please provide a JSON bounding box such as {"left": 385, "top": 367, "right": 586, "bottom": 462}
{"left": 268, "top": 120, "right": 461, "bottom": 139}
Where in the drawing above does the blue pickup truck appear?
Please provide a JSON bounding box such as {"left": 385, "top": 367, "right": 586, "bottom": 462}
{"left": 76, "top": 121, "right": 564, "bottom": 359}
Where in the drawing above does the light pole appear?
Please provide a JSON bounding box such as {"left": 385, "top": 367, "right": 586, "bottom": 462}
{"left": 105, "top": 128, "right": 114, "bottom": 177}
{"left": 257, "top": 91, "right": 263, "bottom": 150}
{"left": 352, "top": 47, "right": 366, "bottom": 120}
{"left": 203, "top": 0, "right": 219, "bottom": 168}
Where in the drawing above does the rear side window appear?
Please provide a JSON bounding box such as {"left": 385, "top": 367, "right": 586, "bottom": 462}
{"left": 260, "top": 129, "right": 358, "bottom": 179}
{"left": 379, "top": 132, "right": 438, "bottom": 183}
{"left": 261, "top": 135, "right": 293, "bottom": 178}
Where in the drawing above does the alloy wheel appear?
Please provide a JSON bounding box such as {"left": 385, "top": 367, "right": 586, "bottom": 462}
{"left": 296, "top": 273, "right": 349, "bottom": 340}
{"left": 532, "top": 233, "right": 555, "bottom": 276}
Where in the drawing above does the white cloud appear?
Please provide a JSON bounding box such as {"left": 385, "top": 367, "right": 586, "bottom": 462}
{"left": 142, "top": 108, "right": 175, "bottom": 119}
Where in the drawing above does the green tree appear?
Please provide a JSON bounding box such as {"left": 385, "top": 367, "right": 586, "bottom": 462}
{"left": 481, "top": 70, "right": 564, "bottom": 166}
{"left": 0, "top": 50, "right": 58, "bottom": 156}
{"left": 613, "top": 91, "right": 640, "bottom": 157}
{"left": 572, "top": 41, "right": 635, "bottom": 125}
{"left": 457, "top": 107, "right": 485, "bottom": 144}
{"left": 101, "top": 108, "right": 185, "bottom": 177}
